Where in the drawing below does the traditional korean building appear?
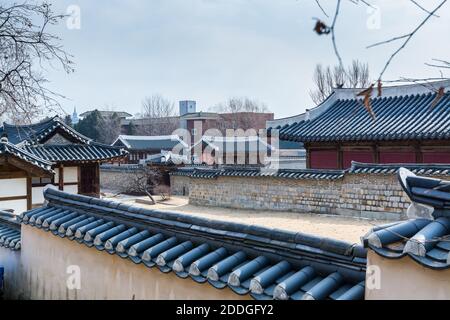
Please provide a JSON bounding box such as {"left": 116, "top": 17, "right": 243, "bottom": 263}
{"left": 0, "top": 116, "right": 127, "bottom": 212}
{"left": 112, "top": 135, "right": 188, "bottom": 164}
{"left": 0, "top": 188, "right": 366, "bottom": 300}
{"left": 270, "top": 80, "right": 450, "bottom": 169}
{"left": 190, "top": 135, "right": 274, "bottom": 166}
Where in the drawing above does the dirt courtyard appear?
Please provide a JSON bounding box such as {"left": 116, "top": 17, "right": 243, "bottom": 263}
{"left": 102, "top": 192, "right": 393, "bottom": 244}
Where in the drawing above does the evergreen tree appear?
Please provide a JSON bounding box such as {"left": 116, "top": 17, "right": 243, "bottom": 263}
{"left": 74, "top": 110, "right": 102, "bottom": 141}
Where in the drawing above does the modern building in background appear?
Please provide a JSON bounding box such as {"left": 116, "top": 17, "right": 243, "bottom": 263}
{"left": 190, "top": 135, "right": 274, "bottom": 165}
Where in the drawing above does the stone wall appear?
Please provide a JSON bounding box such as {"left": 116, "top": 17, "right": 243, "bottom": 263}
{"left": 170, "top": 175, "right": 191, "bottom": 196}
{"left": 100, "top": 167, "right": 143, "bottom": 192}
{"left": 171, "top": 173, "right": 449, "bottom": 220}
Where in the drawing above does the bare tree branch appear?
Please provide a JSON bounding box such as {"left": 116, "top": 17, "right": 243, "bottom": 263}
{"left": 0, "top": 1, "right": 74, "bottom": 123}
{"left": 367, "top": 0, "right": 447, "bottom": 81}
{"left": 315, "top": 0, "right": 329, "bottom": 17}
{"left": 409, "top": 0, "right": 440, "bottom": 17}
{"left": 331, "top": 0, "right": 343, "bottom": 69}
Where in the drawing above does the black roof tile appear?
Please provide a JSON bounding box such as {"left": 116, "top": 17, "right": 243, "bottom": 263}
{"left": 0, "top": 211, "right": 21, "bottom": 251}
{"left": 171, "top": 166, "right": 345, "bottom": 180}
{"left": 274, "top": 91, "right": 450, "bottom": 143}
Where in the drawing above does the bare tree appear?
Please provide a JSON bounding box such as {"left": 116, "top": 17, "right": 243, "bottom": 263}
{"left": 309, "top": 60, "right": 370, "bottom": 105}
{"left": 117, "top": 167, "right": 161, "bottom": 204}
{"left": 213, "top": 97, "right": 269, "bottom": 114}
{"left": 137, "top": 94, "right": 178, "bottom": 135}
{"left": 0, "top": 2, "right": 73, "bottom": 123}
{"left": 141, "top": 94, "right": 175, "bottom": 118}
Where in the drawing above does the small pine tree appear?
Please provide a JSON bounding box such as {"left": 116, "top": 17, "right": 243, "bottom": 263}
{"left": 74, "top": 110, "right": 102, "bottom": 141}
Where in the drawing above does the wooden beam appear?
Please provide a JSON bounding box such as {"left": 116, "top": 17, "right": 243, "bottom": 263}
{"left": 0, "top": 171, "right": 28, "bottom": 179}
{"left": 0, "top": 195, "right": 27, "bottom": 202}
{"left": 337, "top": 144, "right": 343, "bottom": 169}
{"left": 59, "top": 164, "right": 64, "bottom": 191}
{"left": 94, "top": 163, "right": 100, "bottom": 197}
{"left": 373, "top": 144, "right": 380, "bottom": 163}
{"left": 415, "top": 142, "right": 423, "bottom": 163}
{"left": 7, "top": 156, "right": 52, "bottom": 178}
{"left": 27, "top": 176, "right": 32, "bottom": 210}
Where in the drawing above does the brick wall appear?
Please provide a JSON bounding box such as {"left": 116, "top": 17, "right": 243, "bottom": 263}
{"left": 171, "top": 173, "right": 449, "bottom": 220}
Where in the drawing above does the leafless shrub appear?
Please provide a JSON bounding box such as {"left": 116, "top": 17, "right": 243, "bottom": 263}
{"left": 153, "top": 184, "right": 171, "bottom": 201}
{"left": 211, "top": 97, "right": 270, "bottom": 132}
{"left": 136, "top": 94, "right": 179, "bottom": 135}
{"left": 118, "top": 167, "right": 161, "bottom": 204}
{"left": 309, "top": 60, "right": 370, "bottom": 105}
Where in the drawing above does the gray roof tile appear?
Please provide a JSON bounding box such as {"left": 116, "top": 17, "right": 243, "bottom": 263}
{"left": 273, "top": 92, "right": 450, "bottom": 142}
{"left": 18, "top": 188, "right": 367, "bottom": 300}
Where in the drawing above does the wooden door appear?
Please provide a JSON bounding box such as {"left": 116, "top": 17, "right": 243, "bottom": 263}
{"left": 78, "top": 164, "right": 100, "bottom": 197}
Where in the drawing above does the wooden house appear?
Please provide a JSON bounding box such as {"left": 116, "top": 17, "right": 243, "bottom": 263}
{"left": 0, "top": 117, "right": 127, "bottom": 212}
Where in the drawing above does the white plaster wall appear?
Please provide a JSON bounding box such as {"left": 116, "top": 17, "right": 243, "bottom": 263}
{"left": 63, "top": 185, "right": 78, "bottom": 194}
{"left": 18, "top": 225, "right": 249, "bottom": 300}
{"left": 0, "top": 199, "right": 27, "bottom": 214}
{"left": 64, "top": 167, "right": 78, "bottom": 183}
{"left": 54, "top": 168, "right": 60, "bottom": 182}
{"left": 0, "top": 246, "right": 23, "bottom": 299}
{"left": 0, "top": 178, "right": 26, "bottom": 197}
{"left": 32, "top": 186, "right": 46, "bottom": 205}
{"left": 366, "top": 250, "right": 450, "bottom": 300}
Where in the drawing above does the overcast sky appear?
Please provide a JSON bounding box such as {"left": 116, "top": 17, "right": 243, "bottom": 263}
{"left": 46, "top": 0, "right": 450, "bottom": 119}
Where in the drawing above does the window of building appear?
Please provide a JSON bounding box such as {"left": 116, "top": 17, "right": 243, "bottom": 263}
{"left": 191, "top": 128, "right": 197, "bottom": 136}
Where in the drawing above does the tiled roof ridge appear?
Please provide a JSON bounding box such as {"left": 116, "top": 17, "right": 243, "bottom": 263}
{"left": 40, "top": 188, "right": 366, "bottom": 265}
{"left": 171, "top": 166, "right": 345, "bottom": 180}
{"left": 118, "top": 134, "right": 182, "bottom": 140}
{"left": 0, "top": 210, "right": 21, "bottom": 251}
{"left": 3, "top": 116, "right": 92, "bottom": 145}
{"left": 349, "top": 161, "right": 450, "bottom": 176}
{"left": 0, "top": 210, "right": 21, "bottom": 229}
{"left": 22, "top": 143, "right": 128, "bottom": 163}
{"left": 275, "top": 89, "right": 450, "bottom": 143}
{"left": 19, "top": 190, "right": 367, "bottom": 299}
{"left": 332, "top": 79, "right": 450, "bottom": 100}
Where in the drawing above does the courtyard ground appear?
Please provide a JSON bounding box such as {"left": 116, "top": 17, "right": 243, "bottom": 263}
{"left": 102, "top": 191, "right": 392, "bottom": 244}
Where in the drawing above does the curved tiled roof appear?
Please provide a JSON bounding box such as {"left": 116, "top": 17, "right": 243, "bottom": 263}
{"left": 19, "top": 188, "right": 367, "bottom": 300}
{"left": 22, "top": 143, "right": 128, "bottom": 163}
{"left": 274, "top": 91, "right": 450, "bottom": 143}
{"left": 112, "top": 135, "right": 187, "bottom": 151}
{"left": 2, "top": 116, "right": 91, "bottom": 145}
{"left": 363, "top": 218, "right": 450, "bottom": 270}
{"left": 171, "top": 167, "right": 345, "bottom": 180}
{"left": 0, "top": 211, "right": 21, "bottom": 251}
{"left": 0, "top": 140, "right": 54, "bottom": 173}
{"left": 349, "top": 162, "right": 450, "bottom": 176}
